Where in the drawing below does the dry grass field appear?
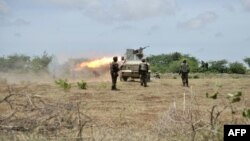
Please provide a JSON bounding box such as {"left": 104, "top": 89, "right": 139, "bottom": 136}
{"left": 0, "top": 73, "right": 250, "bottom": 141}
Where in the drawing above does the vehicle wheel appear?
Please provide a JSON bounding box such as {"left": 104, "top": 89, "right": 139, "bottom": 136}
{"left": 123, "top": 77, "right": 128, "bottom": 81}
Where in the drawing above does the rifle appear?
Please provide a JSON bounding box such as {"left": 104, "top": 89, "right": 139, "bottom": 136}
{"left": 140, "top": 46, "right": 149, "bottom": 50}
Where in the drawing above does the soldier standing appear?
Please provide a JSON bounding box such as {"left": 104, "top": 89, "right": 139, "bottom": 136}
{"left": 179, "top": 60, "right": 190, "bottom": 87}
{"left": 139, "top": 58, "right": 149, "bottom": 87}
{"left": 110, "top": 56, "right": 120, "bottom": 90}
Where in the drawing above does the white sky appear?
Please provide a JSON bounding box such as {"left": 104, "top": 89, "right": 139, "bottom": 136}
{"left": 0, "top": 0, "right": 250, "bottom": 63}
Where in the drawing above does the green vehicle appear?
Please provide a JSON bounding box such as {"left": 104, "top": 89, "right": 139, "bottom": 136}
{"left": 120, "top": 47, "right": 151, "bottom": 81}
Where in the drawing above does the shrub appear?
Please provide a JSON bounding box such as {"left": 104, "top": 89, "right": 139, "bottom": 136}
{"left": 55, "top": 79, "right": 71, "bottom": 90}
{"left": 31, "top": 51, "right": 52, "bottom": 72}
{"left": 167, "top": 61, "right": 181, "bottom": 73}
{"left": 242, "top": 109, "right": 250, "bottom": 119}
{"left": 77, "top": 80, "right": 87, "bottom": 89}
{"left": 229, "top": 62, "right": 247, "bottom": 74}
{"left": 148, "top": 52, "right": 199, "bottom": 73}
{"left": 209, "top": 60, "right": 229, "bottom": 73}
{"left": 243, "top": 57, "right": 250, "bottom": 68}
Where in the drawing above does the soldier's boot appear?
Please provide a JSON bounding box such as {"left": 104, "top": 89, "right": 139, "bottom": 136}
{"left": 112, "top": 85, "right": 120, "bottom": 90}
{"left": 111, "top": 86, "right": 115, "bottom": 90}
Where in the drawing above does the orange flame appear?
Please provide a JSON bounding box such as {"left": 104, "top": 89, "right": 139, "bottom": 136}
{"left": 75, "top": 57, "right": 112, "bottom": 70}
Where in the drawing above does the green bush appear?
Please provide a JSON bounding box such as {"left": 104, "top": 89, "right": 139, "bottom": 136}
{"left": 150, "top": 65, "right": 166, "bottom": 73}
{"left": 229, "top": 62, "right": 247, "bottom": 74}
{"left": 243, "top": 57, "right": 250, "bottom": 68}
{"left": 242, "top": 109, "right": 250, "bottom": 119}
{"left": 31, "top": 51, "right": 52, "bottom": 72}
{"left": 209, "top": 60, "right": 229, "bottom": 73}
{"left": 77, "top": 80, "right": 87, "bottom": 89}
{"left": 55, "top": 79, "right": 71, "bottom": 90}
{"left": 148, "top": 52, "right": 199, "bottom": 73}
{"left": 167, "top": 61, "right": 181, "bottom": 73}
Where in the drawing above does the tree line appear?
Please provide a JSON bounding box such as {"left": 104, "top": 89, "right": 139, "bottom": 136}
{"left": 148, "top": 52, "right": 250, "bottom": 74}
{"left": 0, "top": 52, "right": 250, "bottom": 74}
{"left": 0, "top": 51, "right": 52, "bottom": 73}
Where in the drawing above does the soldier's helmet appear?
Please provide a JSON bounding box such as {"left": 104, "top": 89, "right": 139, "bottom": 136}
{"left": 113, "top": 56, "right": 118, "bottom": 62}
{"left": 183, "top": 60, "right": 187, "bottom": 63}
{"left": 142, "top": 58, "right": 146, "bottom": 62}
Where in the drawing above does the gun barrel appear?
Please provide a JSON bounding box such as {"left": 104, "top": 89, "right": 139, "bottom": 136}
{"left": 142, "top": 46, "right": 149, "bottom": 49}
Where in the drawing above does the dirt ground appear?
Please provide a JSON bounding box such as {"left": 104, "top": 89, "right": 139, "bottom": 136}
{"left": 0, "top": 73, "right": 250, "bottom": 141}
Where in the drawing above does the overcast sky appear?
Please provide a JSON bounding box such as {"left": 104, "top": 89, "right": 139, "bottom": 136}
{"left": 0, "top": 0, "right": 250, "bottom": 63}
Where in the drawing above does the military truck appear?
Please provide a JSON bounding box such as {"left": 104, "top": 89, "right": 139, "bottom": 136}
{"left": 119, "top": 46, "right": 151, "bottom": 81}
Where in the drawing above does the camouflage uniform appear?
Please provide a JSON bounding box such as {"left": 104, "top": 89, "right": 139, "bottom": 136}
{"left": 110, "top": 56, "right": 120, "bottom": 90}
{"left": 139, "top": 59, "right": 149, "bottom": 87}
{"left": 179, "top": 60, "right": 189, "bottom": 87}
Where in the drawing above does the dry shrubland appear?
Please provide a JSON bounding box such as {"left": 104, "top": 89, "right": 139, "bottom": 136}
{"left": 0, "top": 73, "right": 250, "bottom": 141}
